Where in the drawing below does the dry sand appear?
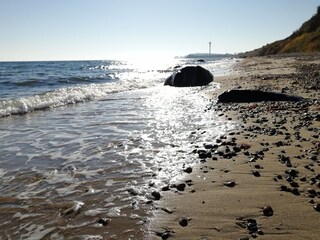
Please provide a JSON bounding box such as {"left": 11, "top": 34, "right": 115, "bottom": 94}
{"left": 148, "top": 54, "right": 320, "bottom": 240}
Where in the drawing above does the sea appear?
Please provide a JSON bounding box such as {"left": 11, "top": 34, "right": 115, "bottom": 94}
{"left": 0, "top": 56, "right": 237, "bottom": 239}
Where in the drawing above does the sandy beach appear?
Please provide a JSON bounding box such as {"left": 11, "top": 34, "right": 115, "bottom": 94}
{"left": 149, "top": 54, "right": 320, "bottom": 239}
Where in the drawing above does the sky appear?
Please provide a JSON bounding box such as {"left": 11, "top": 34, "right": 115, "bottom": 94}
{"left": 0, "top": 0, "right": 319, "bottom": 61}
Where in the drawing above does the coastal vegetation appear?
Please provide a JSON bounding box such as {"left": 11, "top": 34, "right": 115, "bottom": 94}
{"left": 241, "top": 6, "right": 320, "bottom": 56}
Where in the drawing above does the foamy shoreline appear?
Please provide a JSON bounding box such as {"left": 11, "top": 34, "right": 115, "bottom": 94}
{"left": 148, "top": 54, "right": 320, "bottom": 239}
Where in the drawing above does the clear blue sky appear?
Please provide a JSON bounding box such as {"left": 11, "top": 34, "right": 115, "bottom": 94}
{"left": 0, "top": 0, "right": 319, "bottom": 61}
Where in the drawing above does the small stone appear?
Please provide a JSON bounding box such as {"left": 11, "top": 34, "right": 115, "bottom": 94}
{"left": 151, "top": 191, "right": 161, "bottom": 200}
{"left": 252, "top": 171, "right": 261, "bottom": 177}
{"left": 291, "top": 188, "right": 300, "bottom": 196}
{"left": 290, "top": 181, "right": 299, "bottom": 188}
{"left": 179, "top": 217, "right": 189, "bottom": 227}
{"left": 300, "top": 176, "right": 307, "bottom": 182}
{"left": 183, "top": 167, "right": 193, "bottom": 174}
{"left": 176, "top": 183, "right": 186, "bottom": 191}
{"left": 262, "top": 205, "right": 273, "bottom": 216}
{"left": 286, "top": 169, "right": 299, "bottom": 178}
{"left": 97, "top": 218, "right": 109, "bottom": 226}
{"left": 257, "top": 230, "right": 264, "bottom": 235}
{"left": 307, "top": 188, "right": 317, "bottom": 198}
{"left": 280, "top": 185, "right": 289, "bottom": 191}
{"left": 162, "top": 185, "right": 170, "bottom": 191}
{"left": 224, "top": 181, "right": 236, "bottom": 187}
{"left": 156, "top": 230, "right": 173, "bottom": 240}
{"left": 247, "top": 218, "right": 258, "bottom": 232}
{"left": 313, "top": 204, "right": 320, "bottom": 212}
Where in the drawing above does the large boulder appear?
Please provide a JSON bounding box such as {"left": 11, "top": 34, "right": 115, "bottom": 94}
{"left": 164, "top": 66, "right": 213, "bottom": 87}
{"left": 217, "top": 90, "right": 304, "bottom": 103}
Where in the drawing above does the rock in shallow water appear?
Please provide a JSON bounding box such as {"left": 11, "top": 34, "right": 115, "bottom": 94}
{"left": 164, "top": 66, "right": 213, "bottom": 87}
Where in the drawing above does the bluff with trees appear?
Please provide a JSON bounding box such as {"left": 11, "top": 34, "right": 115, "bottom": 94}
{"left": 241, "top": 6, "right": 320, "bottom": 57}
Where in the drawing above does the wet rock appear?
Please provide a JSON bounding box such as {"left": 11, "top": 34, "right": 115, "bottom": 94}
{"left": 314, "top": 204, "right": 320, "bottom": 212}
{"left": 97, "top": 218, "right": 109, "bottom": 226}
{"left": 161, "top": 207, "right": 173, "bottom": 214}
{"left": 127, "top": 188, "right": 140, "bottom": 196}
{"left": 176, "top": 183, "right": 186, "bottom": 191}
{"left": 151, "top": 191, "right": 161, "bottom": 200}
{"left": 164, "top": 66, "right": 213, "bottom": 87}
{"left": 156, "top": 230, "right": 173, "bottom": 240}
{"left": 62, "top": 201, "right": 84, "bottom": 217}
{"left": 262, "top": 205, "right": 273, "bottom": 216}
{"left": 198, "top": 150, "right": 212, "bottom": 159}
{"left": 161, "top": 185, "right": 170, "bottom": 191}
{"left": 183, "top": 167, "right": 193, "bottom": 174}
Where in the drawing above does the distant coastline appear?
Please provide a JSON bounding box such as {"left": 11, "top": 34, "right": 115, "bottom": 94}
{"left": 182, "top": 53, "right": 236, "bottom": 58}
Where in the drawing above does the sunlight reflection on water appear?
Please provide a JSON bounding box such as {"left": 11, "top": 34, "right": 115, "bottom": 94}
{"left": 0, "top": 56, "right": 238, "bottom": 239}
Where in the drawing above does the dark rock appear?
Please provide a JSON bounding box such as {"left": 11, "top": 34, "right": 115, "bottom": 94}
{"left": 164, "top": 66, "right": 213, "bottom": 87}
{"left": 247, "top": 219, "right": 258, "bottom": 232}
{"left": 291, "top": 188, "right": 300, "bottom": 196}
{"left": 280, "top": 185, "right": 289, "bottom": 191}
{"left": 307, "top": 188, "right": 317, "bottom": 198}
{"left": 156, "top": 230, "right": 173, "bottom": 240}
{"left": 314, "top": 204, "right": 320, "bottom": 212}
{"left": 97, "top": 218, "right": 109, "bottom": 226}
{"left": 151, "top": 191, "right": 161, "bottom": 200}
{"left": 217, "top": 90, "right": 304, "bottom": 103}
{"left": 262, "top": 205, "right": 273, "bottom": 216}
{"left": 224, "top": 181, "right": 236, "bottom": 187}
{"left": 183, "top": 167, "right": 193, "bottom": 174}
{"left": 162, "top": 185, "right": 170, "bottom": 191}
{"left": 176, "top": 183, "right": 186, "bottom": 191}
{"left": 252, "top": 170, "right": 261, "bottom": 177}
{"left": 179, "top": 217, "right": 189, "bottom": 227}
{"left": 290, "top": 181, "right": 299, "bottom": 188}
{"left": 286, "top": 169, "right": 299, "bottom": 178}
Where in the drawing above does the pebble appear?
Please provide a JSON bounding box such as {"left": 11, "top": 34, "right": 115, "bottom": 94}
{"left": 179, "top": 217, "right": 189, "bottom": 227}
{"left": 183, "top": 167, "right": 193, "bottom": 174}
{"left": 314, "top": 204, "right": 320, "bottom": 212}
{"left": 224, "top": 181, "right": 236, "bottom": 187}
{"left": 246, "top": 218, "right": 258, "bottom": 232}
{"left": 262, "top": 205, "right": 274, "bottom": 216}
{"left": 97, "top": 218, "right": 109, "bottom": 226}
{"left": 156, "top": 230, "right": 173, "bottom": 240}
{"left": 252, "top": 170, "right": 261, "bottom": 177}
{"left": 176, "top": 183, "right": 186, "bottom": 191}
{"left": 151, "top": 191, "right": 161, "bottom": 200}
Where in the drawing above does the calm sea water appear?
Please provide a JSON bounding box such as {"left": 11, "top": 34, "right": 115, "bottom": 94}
{"left": 0, "top": 56, "right": 237, "bottom": 239}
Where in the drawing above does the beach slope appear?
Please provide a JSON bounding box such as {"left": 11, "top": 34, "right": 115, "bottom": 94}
{"left": 149, "top": 54, "right": 320, "bottom": 240}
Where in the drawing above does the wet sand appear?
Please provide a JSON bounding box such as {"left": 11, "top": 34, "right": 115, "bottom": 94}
{"left": 149, "top": 54, "right": 320, "bottom": 239}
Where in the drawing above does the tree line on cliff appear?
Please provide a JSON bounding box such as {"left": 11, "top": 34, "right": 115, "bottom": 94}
{"left": 240, "top": 6, "right": 320, "bottom": 57}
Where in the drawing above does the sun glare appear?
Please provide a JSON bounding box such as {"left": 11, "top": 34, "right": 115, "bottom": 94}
{"left": 114, "top": 51, "right": 176, "bottom": 70}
